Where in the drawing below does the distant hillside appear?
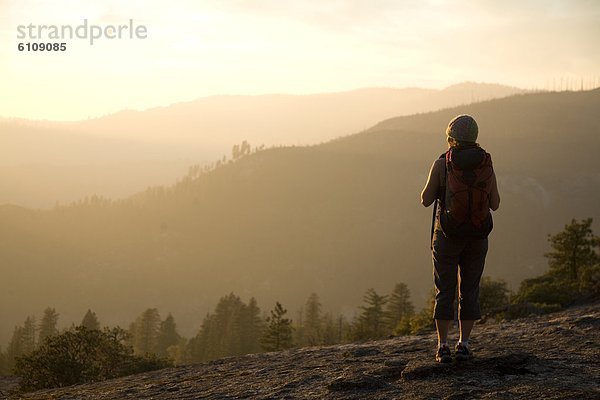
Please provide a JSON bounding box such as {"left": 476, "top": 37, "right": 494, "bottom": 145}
{"left": 0, "top": 82, "right": 523, "bottom": 208}
{"left": 76, "top": 82, "right": 522, "bottom": 148}
{"left": 1, "top": 89, "right": 598, "bottom": 344}
{"left": 5, "top": 302, "right": 599, "bottom": 399}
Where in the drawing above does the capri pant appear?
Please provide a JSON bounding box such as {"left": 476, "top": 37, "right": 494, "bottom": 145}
{"left": 432, "top": 230, "right": 488, "bottom": 320}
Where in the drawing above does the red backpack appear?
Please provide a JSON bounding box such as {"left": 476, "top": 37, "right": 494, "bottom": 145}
{"left": 439, "top": 146, "right": 494, "bottom": 239}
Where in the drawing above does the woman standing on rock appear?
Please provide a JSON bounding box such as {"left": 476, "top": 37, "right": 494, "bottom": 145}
{"left": 420, "top": 114, "right": 500, "bottom": 363}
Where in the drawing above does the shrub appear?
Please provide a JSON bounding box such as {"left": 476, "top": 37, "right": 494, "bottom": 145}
{"left": 14, "top": 326, "right": 172, "bottom": 391}
{"left": 504, "top": 302, "right": 562, "bottom": 319}
{"left": 479, "top": 276, "right": 510, "bottom": 315}
{"left": 392, "top": 315, "right": 413, "bottom": 336}
{"left": 409, "top": 309, "right": 435, "bottom": 334}
{"left": 578, "top": 263, "right": 600, "bottom": 300}
{"left": 408, "top": 289, "right": 436, "bottom": 334}
{"left": 512, "top": 218, "right": 599, "bottom": 313}
{"left": 514, "top": 274, "right": 579, "bottom": 307}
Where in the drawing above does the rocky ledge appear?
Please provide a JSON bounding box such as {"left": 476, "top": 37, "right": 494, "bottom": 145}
{"left": 2, "top": 302, "right": 599, "bottom": 400}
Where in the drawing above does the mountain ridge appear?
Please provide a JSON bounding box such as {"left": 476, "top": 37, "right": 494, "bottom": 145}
{"left": 0, "top": 82, "right": 522, "bottom": 124}
{"left": 0, "top": 82, "right": 526, "bottom": 208}
{"left": 0, "top": 89, "right": 598, "bottom": 345}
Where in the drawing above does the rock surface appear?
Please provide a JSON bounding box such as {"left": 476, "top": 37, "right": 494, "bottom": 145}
{"left": 2, "top": 302, "right": 599, "bottom": 400}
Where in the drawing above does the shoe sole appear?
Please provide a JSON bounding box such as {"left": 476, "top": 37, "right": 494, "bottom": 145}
{"left": 436, "top": 355, "right": 452, "bottom": 363}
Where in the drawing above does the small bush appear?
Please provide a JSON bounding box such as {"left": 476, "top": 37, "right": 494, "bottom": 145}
{"left": 409, "top": 309, "right": 435, "bottom": 334}
{"left": 14, "top": 326, "right": 172, "bottom": 392}
{"left": 392, "top": 315, "right": 413, "bottom": 336}
{"left": 508, "top": 218, "right": 599, "bottom": 316}
{"left": 514, "top": 275, "right": 579, "bottom": 307}
{"left": 503, "top": 302, "right": 562, "bottom": 319}
{"left": 578, "top": 263, "right": 600, "bottom": 300}
{"left": 408, "top": 289, "right": 436, "bottom": 334}
{"left": 479, "top": 277, "right": 510, "bottom": 315}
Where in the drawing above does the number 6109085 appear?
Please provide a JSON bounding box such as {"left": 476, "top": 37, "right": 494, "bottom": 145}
{"left": 18, "top": 42, "right": 67, "bottom": 51}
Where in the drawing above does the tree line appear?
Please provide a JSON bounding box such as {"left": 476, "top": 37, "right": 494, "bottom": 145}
{"left": 1, "top": 217, "right": 597, "bottom": 391}
{"left": 0, "top": 280, "right": 503, "bottom": 376}
{"left": 54, "top": 140, "right": 265, "bottom": 209}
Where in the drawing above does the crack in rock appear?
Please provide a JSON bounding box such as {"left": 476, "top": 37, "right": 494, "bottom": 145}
{"left": 327, "top": 373, "right": 389, "bottom": 392}
{"left": 343, "top": 346, "right": 382, "bottom": 357}
{"left": 401, "top": 352, "right": 537, "bottom": 380}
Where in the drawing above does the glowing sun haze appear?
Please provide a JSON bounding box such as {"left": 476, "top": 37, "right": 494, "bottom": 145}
{"left": 1, "top": 0, "right": 599, "bottom": 120}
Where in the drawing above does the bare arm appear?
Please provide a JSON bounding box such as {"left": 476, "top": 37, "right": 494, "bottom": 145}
{"left": 489, "top": 171, "right": 500, "bottom": 211}
{"left": 421, "top": 159, "right": 443, "bottom": 207}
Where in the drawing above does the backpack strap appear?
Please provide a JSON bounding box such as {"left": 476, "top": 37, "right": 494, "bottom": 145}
{"left": 438, "top": 151, "right": 450, "bottom": 207}
{"left": 431, "top": 153, "right": 447, "bottom": 248}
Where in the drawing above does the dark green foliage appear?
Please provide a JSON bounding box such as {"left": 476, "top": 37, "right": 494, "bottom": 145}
{"left": 156, "top": 314, "right": 182, "bottom": 359}
{"left": 6, "top": 327, "right": 25, "bottom": 372}
{"left": 240, "top": 297, "right": 264, "bottom": 354}
{"left": 21, "top": 317, "right": 36, "bottom": 354}
{"left": 302, "top": 293, "right": 323, "bottom": 346}
{"left": 545, "top": 218, "right": 599, "bottom": 282}
{"left": 188, "top": 293, "right": 264, "bottom": 362}
{"left": 351, "top": 289, "right": 388, "bottom": 340}
{"left": 503, "top": 301, "right": 563, "bottom": 319}
{"left": 38, "top": 308, "right": 59, "bottom": 345}
{"left": 385, "top": 283, "right": 415, "bottom": 335}
{"left": 132, "top": 308, "right": 161, "bottom": 355}
{"left": 515, "top": 218, "right": 599, "bottom": 308}
{"left": 515, "top": 274, "right": 578, "bottom": 307}
{"left": 0, "top": 347, "right": 8, "bottom": 375}
{"left": 408, "top": 289, "right": 436, "bottom": 334}
{"left": 14, "top": 326, "right": 171, "bottom": 392}
{"left": 479, "top": 277, "right": 510, "bottom": 315}
{"left": 261, "top": 302, "right": 293, "bottom": 351}
{"left": 321, "top": 313, "right": 342, "bottom": 345}
{"left": 579, "top": 263, "right": 600, "bottom": 297}
{"left": 408, "top": 310, "right": 434, "bottom": 334}
{"left": 5, "top": 317, "right": 37, "bottom": 372}
{"left": 393, "top": 315, "right": 413, "bottom": 335}
{"left": 81, "top": 309, "right": 100, "bottom": 330}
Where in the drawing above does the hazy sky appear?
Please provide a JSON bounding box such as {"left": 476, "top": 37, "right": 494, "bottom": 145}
{"left": 1, "top": 0, "right": 599, "bottom": 120}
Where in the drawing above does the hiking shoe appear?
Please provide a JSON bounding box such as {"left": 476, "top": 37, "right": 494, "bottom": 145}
{"left": 436, "top": 345, "right": 452, "bottom": 363}
{"left": 455, "top": 343, "right": 472, "bottom": 361}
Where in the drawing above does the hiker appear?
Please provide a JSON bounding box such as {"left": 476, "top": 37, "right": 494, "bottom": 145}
{"left": 420, "top": 114, "right": 500, "bottom": 363}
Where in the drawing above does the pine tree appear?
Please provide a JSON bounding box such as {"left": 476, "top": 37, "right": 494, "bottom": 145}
{"left": 6, "top": 326, "right": 25, "bottom": 372}
{"left": 81, "top": 309, "right": 100, "bottom": 330}
{"left": 38, "top": 308, "right": 59, "bottom": 345}
{"left": 22, "top": 317, "right": 37, "bottom": 353}
{"left": 545, "top": 218, "right": 599, "bottom": 282}
{"left": 479, "top": 277, "right": 510, "bottom": 314}
{"left": 6, "top": 317, "right": 37, "bottom": 371}
{"left": 352, "top": 288, "right": 388, "bottom": 340}
{"left": 188, "top": 293, "right": 250, "bottom": 362}
{"left": 292, "top": 308, "right": 305, "bottom": 347}
{"left": 409, "top": 289, "right": 436, "bottom": 334}
{"left": 212, "top": 293, "right": 244, "bottom": 358}
{"left": 516, "top": 217, "right": 599, "bottom": 306}
{"left": 385, "top": 283, "right": 415, "bottom": 334}
{"left": 321, "top": 312, "right": 338, "bottom": 345}
{"left": 0, "top": 347, "right": 8, "bottom": 375}
{"left": 156, "top": 314, "right": 181, "bottom": 358}
{"left": 261, "top": 302, "right": 293, "bottom": 351}
{"left": 132, "top": 308, "right": 161, "bottom": 355}
{"left": 240, "top": 297, "right": 264, "bottom": 354}
{"left": 303, "top": 293, "right": 323, "bottom": 346}
{"left": 187, "top": 313, "right": 211, "bottom": 362}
